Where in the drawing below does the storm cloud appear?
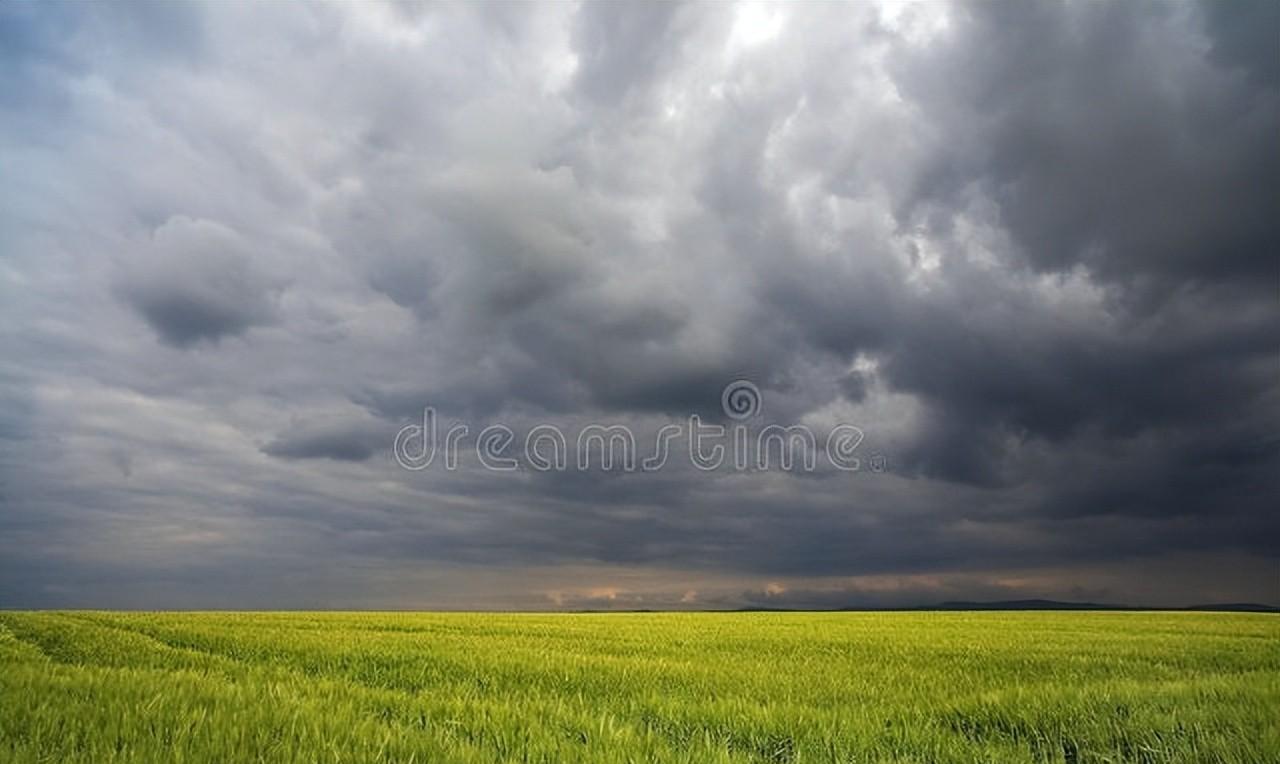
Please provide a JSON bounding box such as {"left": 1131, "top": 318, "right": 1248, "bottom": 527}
{"left": 1, "top": 0, "right": 1276, "bottom": 609}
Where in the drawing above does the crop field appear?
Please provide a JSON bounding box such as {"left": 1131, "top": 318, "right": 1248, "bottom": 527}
{"left": 0, "top": 611, "right": 1277, "bottom": 763}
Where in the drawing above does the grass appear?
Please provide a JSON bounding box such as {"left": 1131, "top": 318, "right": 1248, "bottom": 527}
{"left": 0, "top": 611, "right": 1276, "bottom": 762}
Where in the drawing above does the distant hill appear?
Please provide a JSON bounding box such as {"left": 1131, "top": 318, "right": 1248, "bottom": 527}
{"left": 730, "top": 600, "right": 1280, "bottom": 613}
{"left": 1184, "top": 603, "right": 1280, "bottom": 613}
{"left": 924, "top": 600, "right": 1278, "bottom": 613}
{"left": 924, "top": 599, "right": 1125, "bottom": 611}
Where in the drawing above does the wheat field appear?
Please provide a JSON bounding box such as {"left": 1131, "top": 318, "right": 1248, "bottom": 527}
{"left": 1, "top": 611, "right": 1276, "bottom": 763}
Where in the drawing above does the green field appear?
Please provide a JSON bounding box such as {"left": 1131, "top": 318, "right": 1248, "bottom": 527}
{"left": 1, "top": 611, "right": 1276, "bottom": 763}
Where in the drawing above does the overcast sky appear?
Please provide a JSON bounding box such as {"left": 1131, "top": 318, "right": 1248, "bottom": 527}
{"left": 2, "top": 0, "right": 1277, "bottom": 609}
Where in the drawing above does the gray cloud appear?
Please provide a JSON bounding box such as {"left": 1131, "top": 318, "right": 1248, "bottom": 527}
{"left": 898, "top": 0, "right": 1280, "bottom": 294}
{"left": 117, "top": 217, "right": 281, "bottom": 347}
{"left": 0, "top": 0, "right": 1276, "bottom": 609}
{"left": 262, "top": 419, "right": 389, "bottom": 462}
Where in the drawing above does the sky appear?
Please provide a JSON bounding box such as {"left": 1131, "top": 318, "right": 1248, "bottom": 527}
{"left": 1, "top": 0, "right": 1277, "bottom": 610}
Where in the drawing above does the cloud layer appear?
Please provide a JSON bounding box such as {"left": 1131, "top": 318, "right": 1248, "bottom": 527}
{"left": 1, "top": 0, "right": 1276, "bottom": 608}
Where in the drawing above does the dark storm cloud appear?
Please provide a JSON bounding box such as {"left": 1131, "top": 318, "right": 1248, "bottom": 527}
{"left": 262, "top": 420, "right": 388, "bottom": 462}
{"left": 898, "top": 0, "right": 1280, "bottom": 293}
{"left": 836, "top": 0, "right": 1279, "bottom": 495}
{"left": 1200, "top": 0, "right": 1280, "bottom": 88}
{"left": 116, "top": 217, "right": 282, "bottom": 347}
{"left": 122, "top": 285, "right": 271, "bottom": 348}
{"left": 875, "top": 282, "right": 1279, "bottom": 485}
{"left": 0, "top": 0, "right": 1276, "bottom": 609}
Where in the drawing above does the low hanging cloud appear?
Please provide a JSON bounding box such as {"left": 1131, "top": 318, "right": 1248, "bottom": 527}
{"left": 117, "top": 217, "right": 282, "bottom": 348}
{"left": 262, "top": 418, "right": 390, "bottom": 463}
